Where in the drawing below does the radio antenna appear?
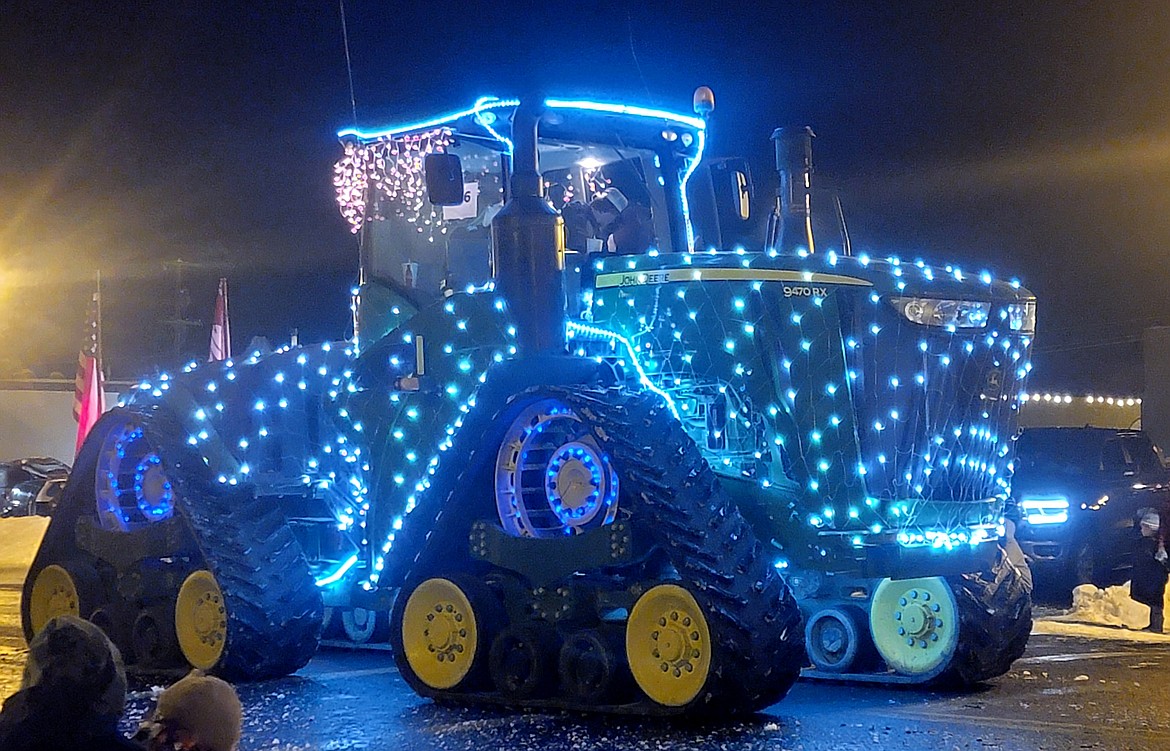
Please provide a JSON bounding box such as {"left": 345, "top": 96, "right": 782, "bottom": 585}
{"left": 338, "top": 0, "right": 358, "bottom": 126}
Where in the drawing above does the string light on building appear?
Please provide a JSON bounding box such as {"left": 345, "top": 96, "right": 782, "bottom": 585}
{"left": 1019, "top": 392, "right": 1141, "bottom": 406}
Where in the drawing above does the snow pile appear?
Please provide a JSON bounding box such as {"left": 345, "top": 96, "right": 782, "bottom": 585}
{"left": 0, "top": 516, "right": 49, "bottom": 579}
{"left": 1039, "top": 580, "right": 1170, "bottom": 632}
{"left": 1033, "top": 619, "right": 1170, "bottom": 641}
{"left": 1065, "top": 582, "right": 1152, "bottom": 630}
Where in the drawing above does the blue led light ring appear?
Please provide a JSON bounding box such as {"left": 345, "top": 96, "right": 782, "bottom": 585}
{"left": 94, "top": 419, "right": 175, "bottom": 531}
{"left": 494, "top": 398, "right": 620, "bottom": 538}
{"left": 503, "top": 409, "right": 585, "bottom": 536}
{"left": 133, "top": 453, "right": 175, "bottom": 522}
{"left": 94, "top": 421, "right": 138, "bottom": 530}
{"left": 543, "top": 440, "right": 618, "bottom": 528}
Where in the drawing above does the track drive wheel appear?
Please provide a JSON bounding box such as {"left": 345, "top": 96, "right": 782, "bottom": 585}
{"left": 392, "top": 576, "right": 501, "bottom": 693}
{"left": 626, "top": 584, "right": 712, "bottom": 708}
{"left": 175, "top": 570, "right": 228, "bottom": 671}
{"left": 869, "top": 577, "right": 959, "bottom": 680}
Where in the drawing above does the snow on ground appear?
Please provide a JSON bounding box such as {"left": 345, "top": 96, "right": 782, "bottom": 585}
{"left": 1033, "top": 619, "right": 1170, "bottom": 642}
{"left": 0, "top": 517, "right": 48, "bottom": 581}
{"left": 1033, "top": 580, "right": 1170, "bottom": 641}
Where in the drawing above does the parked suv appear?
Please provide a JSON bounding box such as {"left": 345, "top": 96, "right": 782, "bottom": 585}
{"left": 0, "top": 458, "right": 69, "bottom": 518}
{"left": 1010, "top": 427, "right": 1169, "bottom": 592}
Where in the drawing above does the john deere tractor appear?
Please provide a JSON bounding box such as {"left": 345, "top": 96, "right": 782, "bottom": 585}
{"left": 23, "top": 91, "right": 805, "bottom": 715}
{"left": 578, "top": 125, "right": 1035, "bottom": 683}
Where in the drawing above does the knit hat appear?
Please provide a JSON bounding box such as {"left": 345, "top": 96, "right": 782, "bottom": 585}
{"left": 1140, "top": 510, "right": 1160, "bottom": 537}
{"left": 21, "top": 614, "right": 127, "bottom": 719}
{"left": 152, "top": 672, "right": 243, "bottom": 751}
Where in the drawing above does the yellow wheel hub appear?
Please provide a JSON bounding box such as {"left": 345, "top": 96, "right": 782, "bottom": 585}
{"left": 400, "top": 578, "right": 479, "bottom": 689}
{"left": 175, "top": 570, "right": 227, "bottom": 670}
{"left": 626, "top": 584, "right": 712, "bottom": 707}
{"left": 869, "top": 576, "right": 959, "bottom": 677}
{"left": 28, "top": 565, "right": 81, "bottom": 634}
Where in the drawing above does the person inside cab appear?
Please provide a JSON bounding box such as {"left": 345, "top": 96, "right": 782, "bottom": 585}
{"left": 588, "top": 188, "right": 654, "bottom": 255}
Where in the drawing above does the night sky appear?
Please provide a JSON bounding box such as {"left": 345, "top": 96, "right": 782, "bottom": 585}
{"left": 3, "top": 1, "right": 1169, "bottom": 392}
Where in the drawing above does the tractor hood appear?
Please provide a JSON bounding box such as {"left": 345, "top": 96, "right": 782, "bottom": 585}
{"left": 583, "top": 249, "right": 1034, "bottom": 561}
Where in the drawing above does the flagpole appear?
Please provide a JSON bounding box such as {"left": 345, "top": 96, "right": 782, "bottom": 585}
{"left": 95, "top": 270, "right": 104, "bottom": 379}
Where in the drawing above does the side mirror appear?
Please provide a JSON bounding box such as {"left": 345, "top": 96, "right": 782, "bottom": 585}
{"left": 424, "top": 153, "right": 465, "bottom": 206}
{"left": 710, "top": 158, "right": 752, "bottom": 222}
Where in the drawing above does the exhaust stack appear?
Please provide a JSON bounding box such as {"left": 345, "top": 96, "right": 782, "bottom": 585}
{"left": 767, "top": 126, "right": 816, "bottom": 255}
{"left": 490, "top": 98, "right": 567, "bottom": 356}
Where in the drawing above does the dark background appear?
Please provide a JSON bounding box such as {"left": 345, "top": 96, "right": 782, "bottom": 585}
{"left": 2, "top": 1, "right": 1168, "bottom": 391}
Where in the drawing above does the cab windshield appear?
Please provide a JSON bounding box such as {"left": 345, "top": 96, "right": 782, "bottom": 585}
{"left": 349, "top": 131, "right": 675, "bottom": 307}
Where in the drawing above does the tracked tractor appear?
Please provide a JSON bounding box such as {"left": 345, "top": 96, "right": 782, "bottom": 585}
{"left": 22, "top": 91, "right": 805, "bottom": 715}
{"left": 580, "top": 126, "right": 1035, "bottom": 684}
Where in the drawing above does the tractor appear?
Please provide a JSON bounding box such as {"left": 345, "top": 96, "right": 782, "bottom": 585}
{"left": 22, "top": 90, "right": 806, "bottom": 715}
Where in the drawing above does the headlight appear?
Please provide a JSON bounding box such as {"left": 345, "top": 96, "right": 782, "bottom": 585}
{"left": 1019, "top": 495, "right": 1068, "bottom": 525}
{"left": 891, "top": 298, "right": 990, "bottom": 328}
{"left": 1006, "top": 301, "right": 1036, "bottom": 332}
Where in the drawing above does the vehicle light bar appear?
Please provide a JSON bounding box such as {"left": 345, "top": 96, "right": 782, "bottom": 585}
{"left": 1019, "top": 496, "right": 1069, "bottom": 525}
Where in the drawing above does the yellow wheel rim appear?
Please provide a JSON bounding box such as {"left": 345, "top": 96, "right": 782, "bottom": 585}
{"left": 400, "top": 578, "right": 479, "bottom": 689}
{"left": 175, "top": 570, "right": 228, "bottom": 670}
{"left": 869, "top": 576, "right": 959, "bottom": 677}
{"left": 28, "top": 565, "right": 81, "bottom": 634}
{"left": 626, "top": 584, "right": 712, "bottom": 707}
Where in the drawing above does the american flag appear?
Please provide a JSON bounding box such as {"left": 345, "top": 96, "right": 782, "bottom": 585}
{"left": 209, "top": 277, "right": 231, "bottom": 362}
{"left": 73, "top": 290, "right": 106, "bottom": 455}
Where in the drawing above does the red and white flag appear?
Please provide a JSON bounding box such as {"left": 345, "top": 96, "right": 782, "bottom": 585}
{"left": 73, "top": 291, "right": 106, "bottom": 456}
{"left": 209, "top": 277, "right": 231, "bottom": 362}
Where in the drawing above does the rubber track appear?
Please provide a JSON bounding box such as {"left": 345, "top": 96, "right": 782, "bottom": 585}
{"left": 147, "top": 408, "right": 323, "bottom": 681}
{"left": 942, "top": 549, "right": 1033, "bottom": 685}
{"left": 565, "top": 388, "right": 805, "bottom": 713}
{"left": 394, "top": 386, "right": 804, "bottom": 715}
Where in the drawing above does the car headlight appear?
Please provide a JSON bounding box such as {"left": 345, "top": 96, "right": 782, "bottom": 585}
{"left": 1006, "top": 301, "right": 1036, "bottom": 332}
{"left": 1019, "top": 495, "right": 1068, "bottom": 525}
{"left": 891, "top": 298, "right": 990, "bottom": 328}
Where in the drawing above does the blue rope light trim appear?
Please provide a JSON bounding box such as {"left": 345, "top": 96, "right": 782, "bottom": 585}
{"left": 566, "top": 320, "right": 680, "bottom": 420}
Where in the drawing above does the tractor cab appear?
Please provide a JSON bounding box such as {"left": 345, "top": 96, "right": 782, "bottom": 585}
{"left": 334, "top": 97, "right": 706, "bottom": 345}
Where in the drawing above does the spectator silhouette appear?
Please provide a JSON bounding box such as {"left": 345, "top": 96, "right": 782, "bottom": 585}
{"left": 1131, "top": 508, "right": 1168, "bottom": 633}
{"left": 134, "top": 671, "right": 242, "bottom": 751}
{"left": 0, "top": 615, "right": 137, "bottom": 751}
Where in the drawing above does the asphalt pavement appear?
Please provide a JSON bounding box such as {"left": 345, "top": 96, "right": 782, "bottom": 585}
{"left": 2, "top": 577, "right": 1168, "bottom": 751}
